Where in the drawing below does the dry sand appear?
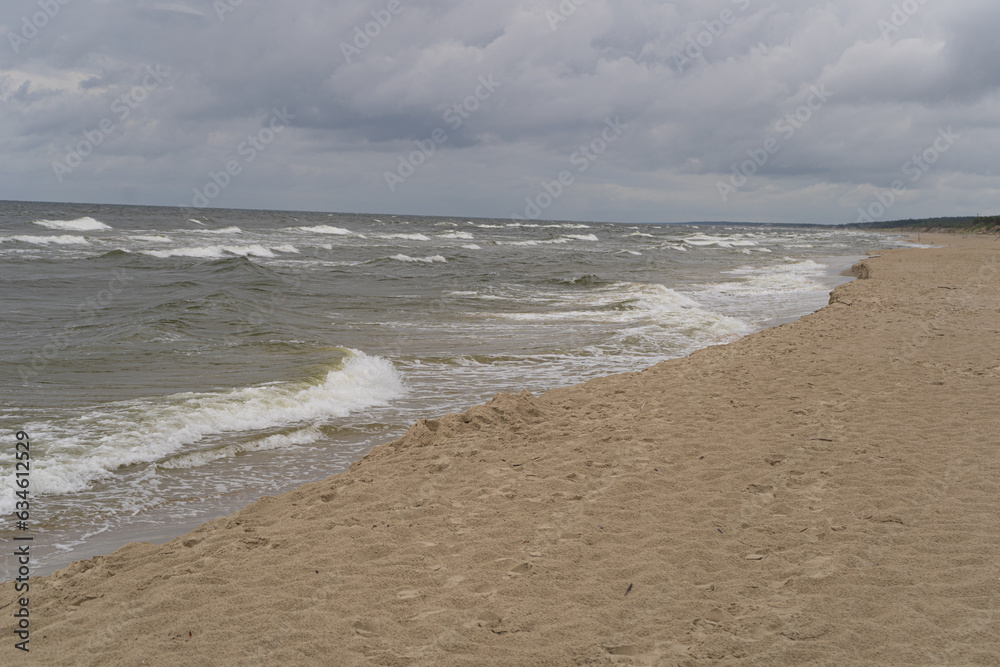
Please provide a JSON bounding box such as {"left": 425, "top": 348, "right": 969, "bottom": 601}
{"left": 4, "top": 234, "right": 1000, "bottom": 666}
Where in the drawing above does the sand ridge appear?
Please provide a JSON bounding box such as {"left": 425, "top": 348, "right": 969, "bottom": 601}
{"left": 3, "top": 235, "right": 1000, "bottom": 665}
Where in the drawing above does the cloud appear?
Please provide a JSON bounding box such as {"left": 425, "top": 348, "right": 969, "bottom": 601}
{"left": 0, "top": 0, "right": 998, "bottom": 222}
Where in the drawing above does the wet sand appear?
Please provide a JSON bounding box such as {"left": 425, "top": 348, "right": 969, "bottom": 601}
{"left": 4, "top": 234, "right": 999, "bottom": 665}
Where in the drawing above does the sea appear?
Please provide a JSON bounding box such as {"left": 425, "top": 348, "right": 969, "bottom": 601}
{"left": 0, "top": 201, "right": 916, "bottom": 578}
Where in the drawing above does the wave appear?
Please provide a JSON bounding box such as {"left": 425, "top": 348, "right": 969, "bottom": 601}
{"left": 389, "top": 254, "right": 447, "bottom": 263}
{"left": 712, "top": 259, "right": 829, "bottom": 296}
{"left": 0, "top": 351, "right": 405, "bottom": 513}
{"left": 490, "top": 282, "right": 750, "bottom": 333}
{"left": 158, "top": 428, "right": 324, "bottom": 470}
{"left": 437, "top": 231, "right": 475, "bottom": 240}
{"left": 558, "top": 274, "right": 613, "bottom": 287}
{"left": 131, "top": 235, "right": 171, "bottom": 243}
{"left": 2, "top": 235, "right": 91, "bottom": 245}
{"left": 505, "top": 223, "right": 591, "bottom": 230}
{"left": 683, "top": 233, "right": 758, "bottom": 248}
{"left": 725, "top": 258, "right": 826, "bottom": 277}
{"left": 497, "top": 238, "right": 570, "bottom": 246}
{"left": 32, "top": 217, "right": 111, "bottom": 231}
{"left": 198, "top": 226, "right": 242, "bottom": 234}
{"left": 564, "top": 234, "right": 599, "bottom": 241}
{"left": 92, "top": 249, "right": 132, "bottom": 259}
{"left": 140, "top": 244, "right": 299, "bottom": 259}
{"left": 298, "top": 225, "right": 360, "bottom": 236}
{"left": 376, "top": 233, "right": 432, "bottom": 241}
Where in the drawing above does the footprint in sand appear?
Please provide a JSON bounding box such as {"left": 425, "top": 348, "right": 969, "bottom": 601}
{"left": 352, "top": 620, "right": 380, "bottom": 637}
{"left": 473, "top": 583, "right": 497, "bottom": 597}
{"left": 801, "top": 555, "right": 837, "bottom": 579}
{"left": 470, "top": 611, "right": 502, "bottom": 630}
{"left": 397, "top": 588, "right": 420, "bottom": 600}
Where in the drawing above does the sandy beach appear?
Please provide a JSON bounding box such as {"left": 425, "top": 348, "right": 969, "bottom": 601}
{"left": 4, "top": 234, "right": 999, "bottom": 665}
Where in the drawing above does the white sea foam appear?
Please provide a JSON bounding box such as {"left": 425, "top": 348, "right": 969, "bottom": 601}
{"left": 565, "top": 234, "right": 599, "bottom": 242}
{"left": 3, "top": 235, "right": 91, "bottom": 245}
{"left": 142, "top": 246, "right": 224, "bottom": 259}
{"left": 299, "top": 225, "right": 355, "bottom": 235}
{"left": 390, "top": 254, "right": 447, "bottom": 263}
{"left": 726, "top": 259, "right": 826, "bottom": 276}
{"left": 0, "top": 351, "right": 405, "bottom": 513}
{"left": 711, "top": 259, "right": 829, "bottom": 296}
{"left": 377, "top": 233, "right": 432, "bottom": 241}
{"left": 199, "top": 226, "right": 242, "bottom": 234}
{"left": 437, "top": 231, "right": 475, "bottom": 240}
{"left": 497, "top": 238, "right": 570, "bottom": 246}
{"left": 131, "top": 235, "right": 171, "bottom": 243}
{"left": 33, "top": 217, "right": 111, "bottom": 231}
{"left": 683, "top": 234, "right": 727, "bottom": 246}
{"left": 158, "top": 428, "right": 324, "bottom": 470}
{"left": 141, "top": 244, "right": 299, "bottom": 259}
{"left": 491, "top": 282, "right": 750, "bottom": 339}
{"left": 683, "top": 233, "right": 757, "bottom": 248}
{"left": 461, "top": 244, "right": 482, "bottom": 250}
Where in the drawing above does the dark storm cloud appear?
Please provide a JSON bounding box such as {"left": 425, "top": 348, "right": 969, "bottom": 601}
{"left": 1, "top": 0, "right": 998, "bottom": 222}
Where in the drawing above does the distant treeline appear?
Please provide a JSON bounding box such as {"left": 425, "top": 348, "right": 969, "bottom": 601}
{"left": 843, "top": 215, "right": 1000, "bottom": 233}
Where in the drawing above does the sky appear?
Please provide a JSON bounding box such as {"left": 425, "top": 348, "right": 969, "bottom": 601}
{"left": 1, "top": 0, "right": 998, "bottom": 224}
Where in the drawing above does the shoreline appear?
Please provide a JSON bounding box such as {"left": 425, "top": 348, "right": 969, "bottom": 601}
{"left": 5, "top": 233, "right": 999, "bottom": 664}
{"left": 14, "top": 250, "right": 871, "bottom": 581}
